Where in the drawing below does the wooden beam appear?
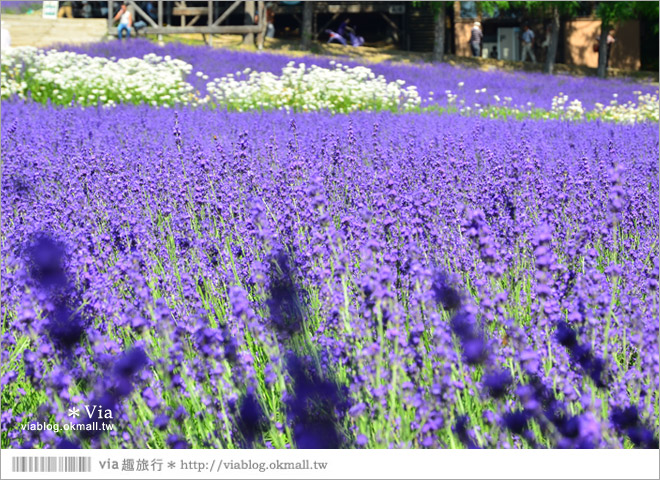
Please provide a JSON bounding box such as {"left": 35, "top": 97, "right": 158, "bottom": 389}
{"left": 188, "top": 14, "right": 201, "bottom": 26}
{"left": 127, "top": 0, "right": 158, "bottom": 27}
{"left": 207, "top": 0, "right": 213, "bottom": 44}
{"left": 283, "top": 3, "right": 407, "bottom": 14}
{"left": 177, "top": 0, "right": 186, "bottom": 26}
{"left": 172, "top": 7, "right": 208, "bottom": 16}
{"left": 380, "top": 12, "right": 399, "bottom": 31}
{"left": 212, "top": 0, "right": 242, "bottom": 27}
{"left": 328, "top": 4, "right": 361, "bottom": 14}
{"left": 139, "top": 25, "right": 264, "bottom": 35}
{"left": 256, "top": 0, "right": 266, "bottom": 48}
{"left": 157, "top": 0, "right": 163, "bottom": 41}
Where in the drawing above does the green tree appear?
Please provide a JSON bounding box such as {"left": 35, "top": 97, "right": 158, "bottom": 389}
{"left": 594, "top": 1, "right": 638, "bottom": 78}
{"left": 415, "top": 1, "right": 509, "bottom": 63}
{"left": 433, "top": 2, "right": 447, "bottom": 63}
{"left": 412, "top": 1, "right": 448, "bottom": 62}
{"left": 634, "top": 1, "right": 659, "bottom": 35}
{"left": 514, "top": 2, "right": 579, "bottom": 75}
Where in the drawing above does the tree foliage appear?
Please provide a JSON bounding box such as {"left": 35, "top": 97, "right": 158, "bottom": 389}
{"left": 631, "top": 1, "right": 659, "bottom": 34}
{"left": 412, "top": 1, "right": 657, "bottom": 75}
{"left": 512, "top": 1, "right": 580, "bottom": 18}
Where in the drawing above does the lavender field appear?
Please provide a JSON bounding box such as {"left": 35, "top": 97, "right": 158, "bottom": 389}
{"left": 1, "top": 43, "right": 659, "bottom": 450}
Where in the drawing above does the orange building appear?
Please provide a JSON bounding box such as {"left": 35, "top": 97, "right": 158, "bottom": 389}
{"left": 451, "top": 1, "right": 644, "bottom": 71}
{"left": 563, "top": 18, "right": 640, "bottom": 70}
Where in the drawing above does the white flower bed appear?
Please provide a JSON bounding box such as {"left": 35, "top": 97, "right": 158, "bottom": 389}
{"left": 206, "top": 61, "right": 422, "bottom": 113}
{"left": 547, "top": 91, "right": 659, "bottom": 123}
{"left": 1, "top": 48, "right": 420, "bottom": 113}
{"left": 444, "top": 84, "right": 659, "bottom": 124}
{"left": 590, "top": 91, "right": 660, "bottom": 124}
{"left": 1, "top": 47, "right": 657, "bottom": 122}
{"left": 1, "top": 47, "right": 199, "bottom": 107}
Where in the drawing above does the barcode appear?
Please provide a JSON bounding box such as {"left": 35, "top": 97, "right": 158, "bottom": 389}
{"left": 11, "top": 456, "right": 92, "bottom": 473}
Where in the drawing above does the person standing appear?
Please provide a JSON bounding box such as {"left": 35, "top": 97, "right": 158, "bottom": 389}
{"left": 470, "top": 21, "right": 482, "bottom": 57}
{"left": 81, "top": 1, "right": 92, "bottom": 18}
{"left": 521, "top": 24, "right": 536, "bottom": 63}
{"left": 606, "top": 29, "right": 616, "bottom": 67}
{"left": 1, "top": 21, "right": 10, "bottom": 50}
{"left": 145, "top": 1, "right": 158, "bottom": 22}
{"left": 114, "top": 2, "right": 133, "bottom": 40}
{"left": 265, "top": 3, "right": 275, "bottom": 38}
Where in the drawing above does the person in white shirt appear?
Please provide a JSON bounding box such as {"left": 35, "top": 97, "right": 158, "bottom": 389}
{"left": 114, "top": 2, "right": 133, "bottom": 40}
{"left": 1, "top": 21, "right": 10, "bottom": 50}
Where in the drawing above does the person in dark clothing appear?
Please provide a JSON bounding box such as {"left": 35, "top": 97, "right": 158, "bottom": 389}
{"left": 470, "top": 21, "right": 482, "bottom": 57}
{"left": 328, "top": 17, "right": 364, "bottom": 47}
{"left": 144, "top": 1, "right": 157, "bottom": 22}
{"left": 338, "top": 18, "right": 352, "bottom": 38}
{"left": 244, "top": 10, "right": 255, "bottom": 26}
{"left": 265, "top": 2, "right": 275, "bottom": 38}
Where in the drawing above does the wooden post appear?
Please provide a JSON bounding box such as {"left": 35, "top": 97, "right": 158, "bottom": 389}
{"left": 207, "top": 0, "right": 213, "bottom": 45}
{"left": 179, "top": 1, "right": 185, "bottom": 27}
{"left": 243, "top": 1, "right": 255, "bottom": 45}
{"left": 256, "top": 0, "right": 266, "bottom": 49}
{"left": 108, "top": 0, "right": 114, "bottom": 36}
{"left": 157, "top": 0, "right": 163, "bottom": 43}
{"left": 212, "top": 0, "right": 242, "bottom": 27}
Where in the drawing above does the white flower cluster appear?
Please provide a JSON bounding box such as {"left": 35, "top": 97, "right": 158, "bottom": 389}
{"left": 446, "top": 81, "right": 658, "bottom": 123}
{"left": 550, "top": 93, "right": 585, "bottom": 121}
{"left": 1, "top": 47, "right": 200, "bottom": 107}
{"left": 591, "top": 91, "right": 659, "bottom": 124}
{"left": 206, "top": 60, "right": 421, "bottom": 113}
{"left": 445, "top": 90, "right": 459, "bottom": 105}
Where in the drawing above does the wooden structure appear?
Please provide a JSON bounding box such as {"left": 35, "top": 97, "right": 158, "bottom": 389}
{"left": 271, "top": 2, "right": 406, "bottom": 42}
{"left": 107, "top": 1, "right": 267, "bottom": 46}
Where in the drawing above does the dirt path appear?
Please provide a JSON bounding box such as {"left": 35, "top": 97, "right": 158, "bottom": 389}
{"left": 1, "top": 13, "right": 106, "bottom": 48}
